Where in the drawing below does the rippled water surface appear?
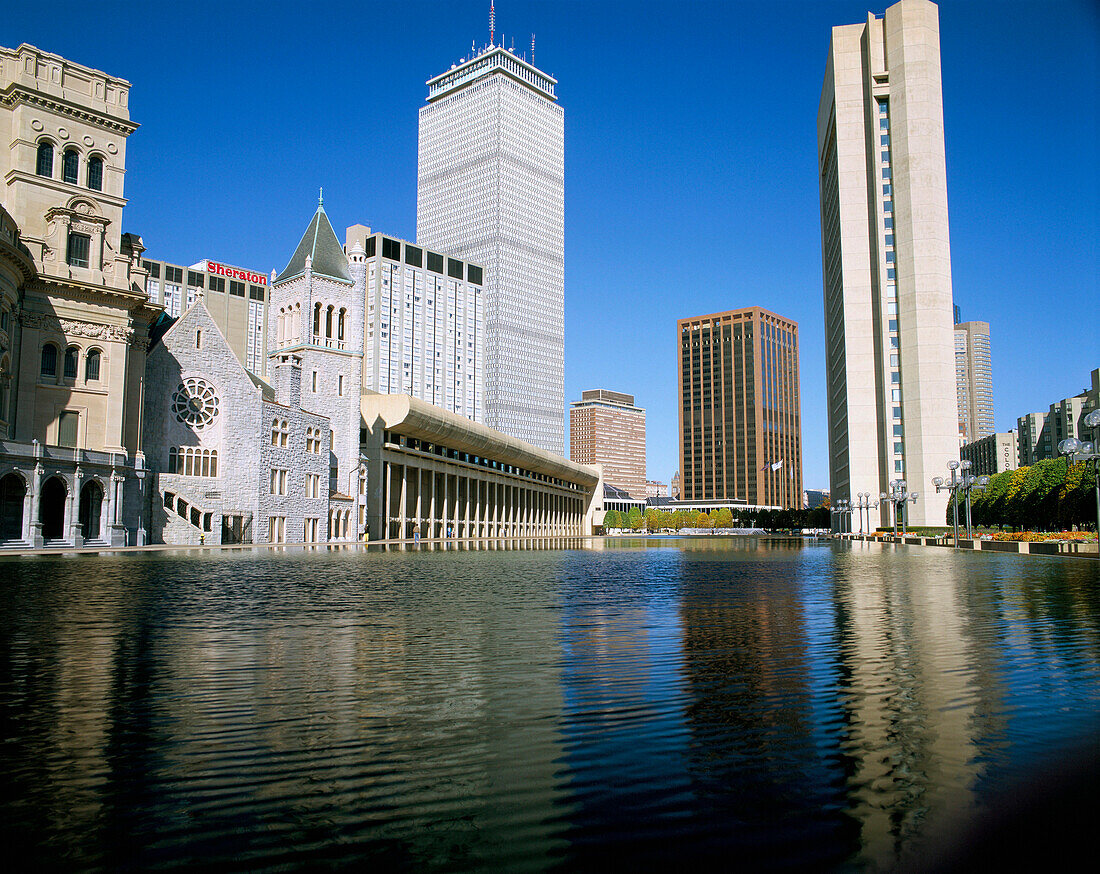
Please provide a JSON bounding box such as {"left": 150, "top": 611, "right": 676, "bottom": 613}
{"left": 1, "top": 538, "right": 1098, "bottom": 871}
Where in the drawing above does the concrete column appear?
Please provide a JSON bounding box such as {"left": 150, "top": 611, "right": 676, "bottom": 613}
{"left": 399, "top": 463, "right": 407, "bottom": 540}
{"left": 464, "top": 475, "right": 471, "bottom": 538}
{"left": 428, "top": 469, "right": 437, "bottom": 538}
{"left": 415, "top": 466, "right": 423, "bottom": 538}
{"left": 384, "top": 460, "right": 392, "bottom": 540}
{"left": 70, "top": 467, "right": 83, "bottom": 547}
{"left": 443, "top": 472, "right": 450, "bottom": 537}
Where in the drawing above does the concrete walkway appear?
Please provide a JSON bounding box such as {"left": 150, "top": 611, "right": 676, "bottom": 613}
{"left": 0, "top": 534, "right": 591, "bottom": 558}
{"left": 836, "top": 532, "right": 1098, "bottom": 558}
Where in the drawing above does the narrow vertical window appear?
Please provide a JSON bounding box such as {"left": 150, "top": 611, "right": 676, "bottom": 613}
{"left": 58, "top": 411, "right": 78, "bottom": 447}
{"left": 62, "top": 149, "right": 79, "bottom": 184}
{"left": 64, "top": 346, "right": 79, "bottom": 379}
{"left": 41, "top": 344, "right": 57, "bottom": 378}
{"left": 67, "top": 232, "right": 90, "bottom": 268}
{"left": 85, "top": 349, "right": 101, "bottom": 381}
{"left": 87, "top": 156, "right": 103, "bottom": 191}
{"left": 196, "top": 330, "right": 202, "bottom": 349}
{"left": 36, "top": 141, "right": 54, "bottom": 177}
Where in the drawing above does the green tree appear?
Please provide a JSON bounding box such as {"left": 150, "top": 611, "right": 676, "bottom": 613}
{"left": 603, "top": 509, "right": 620, "bottom": 530}
{"left": 713, "top": 507, "right": 734, "bottom": 528}
{"left": 644, "top": 508, "right": 661, "bottom": 531}
{"left": 627, "top": 506, "right": 643, "bottom": 531}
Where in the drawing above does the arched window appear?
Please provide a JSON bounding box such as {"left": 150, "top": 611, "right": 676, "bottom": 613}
{"left": 210, "top": 450, "right": 218, "bottom": 477}
{"left": 325, "top": 305, "right": 334, "bottom": 340}
{"left": 313, "top": 302, "right": 322, "bottom": 338}
{"left": 62, "top": 149, "right": 80, "bottom": 185}
{"left": 85, "top": 348, "right": 101, "bottom": 381}
{"left": 64, "top": 346, "right": 79, "bottom": 379}
{"left": 277, "top": 309, "right": 285, "bottom": 346}
{"left": 40, "top": 344, "right": 58, "bottom": 378}
{"left": 338, "top": 308, "right": 346, "bottom": 342}
{"left": 36, "top": 141, "right": 54, "bottom": 177}
{"left": 87, "top": 156, "right": 103, "bottom": 191}
{"left": 293, "top": 303, "right": 301, "bottom": 341}
{"left": 169, "top": 447, "right": 178, "bottom": 473}
{"left": 271, "top": 419, "right": 281, "bottom": 445}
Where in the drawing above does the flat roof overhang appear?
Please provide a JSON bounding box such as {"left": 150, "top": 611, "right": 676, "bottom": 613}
{"left": 362, "top": 394, "right": 599, "bottom": 489}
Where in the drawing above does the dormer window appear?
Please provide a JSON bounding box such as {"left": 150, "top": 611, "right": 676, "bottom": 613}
{"left": 62, "top": 149, "right": 79, "bottom": 185}
{"left": 36, "top": 142, "right": 54, "bottom": 177}
{"left": 87, "top": 156, "right": 103, "bottom": 191}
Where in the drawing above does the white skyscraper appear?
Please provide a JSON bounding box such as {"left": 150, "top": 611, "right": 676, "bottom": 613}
{"left": 417, "top": 42, "right": 565, "bottom": 455}
{"left": 818, "top": 0, "right": 959, "bottom": 528}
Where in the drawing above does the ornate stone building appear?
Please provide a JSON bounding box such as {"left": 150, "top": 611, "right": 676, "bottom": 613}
{"left": 143, "top": 299, "right": 354, "bottom": 545}
{"left": 0, "top": 43, "right": 159, "bottom": 546}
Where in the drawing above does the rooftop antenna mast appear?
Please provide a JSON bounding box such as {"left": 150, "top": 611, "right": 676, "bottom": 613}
{"left": 490, "top": 2, "right": 495, "bottom": 46}
{"left": 531, "top": 33, "right": 535, "bottom": 64}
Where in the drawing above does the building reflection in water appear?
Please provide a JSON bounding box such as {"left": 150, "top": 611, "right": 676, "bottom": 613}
{"left": 1, "top": 550, "right": 575, "bottom": 869}
{"left": 676, "top": 543, "right": 861, "bottom": 868}
{"left": 828, "top": 542, "right": 992, "bottom": 868}
{"left": 2, "top": 541, "right": 1098, "bottom": 870}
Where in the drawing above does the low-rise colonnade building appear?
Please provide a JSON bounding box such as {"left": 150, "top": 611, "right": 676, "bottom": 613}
{"left": 360, "top": 394, "right": 601, "bottom": 541}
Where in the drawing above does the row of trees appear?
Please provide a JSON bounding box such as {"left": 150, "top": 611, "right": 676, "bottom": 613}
{"left": 602, "top": 505, "right": 831, "bottom": 532}
{"left": 948, "top": 457, "right": 1097, "bottom": 532}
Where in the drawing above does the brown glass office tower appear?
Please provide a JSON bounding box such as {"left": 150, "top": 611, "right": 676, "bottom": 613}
{"left": 678, "top": 308, "right": 802, "bottom": 508}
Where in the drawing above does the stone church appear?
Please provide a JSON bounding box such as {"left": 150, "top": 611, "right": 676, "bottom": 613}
{"left": 143, "top": 298, "right": 355, "bottom": 545}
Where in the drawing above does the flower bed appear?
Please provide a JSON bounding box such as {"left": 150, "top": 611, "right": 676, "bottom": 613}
{"left": 988, "top": 531, "right": 1096, "bottom": 542}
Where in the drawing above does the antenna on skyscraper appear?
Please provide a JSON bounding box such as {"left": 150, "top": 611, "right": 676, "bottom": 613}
{"left": 531, "top": 33, "right": 535, "bottom": 64}
{"left": 490, "top": 2, "right": 495, "bottom": 46}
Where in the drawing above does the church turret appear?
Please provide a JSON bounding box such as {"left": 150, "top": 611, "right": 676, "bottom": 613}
{"left": 268, "top": 193, "right": 365, "bottom": 505}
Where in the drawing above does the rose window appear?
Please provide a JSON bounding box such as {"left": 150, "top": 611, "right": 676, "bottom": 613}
{"left": 172, "top": 378, "right": 219, "bottom": 428}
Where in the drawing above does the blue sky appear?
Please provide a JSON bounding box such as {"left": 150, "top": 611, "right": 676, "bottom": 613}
{"left": 7, "top": 0, "right": 1097, "bottom": 489}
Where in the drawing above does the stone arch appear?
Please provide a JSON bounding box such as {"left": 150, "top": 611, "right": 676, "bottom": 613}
{"left": 79, "top": 478, "right": 105, "bottom": 541}
{"left": 0, "top": 471, "right": 27, "bottom": 541}
{"left": 40, "top": 475, "right": 68, "bottom": 540}
{"left": 66, "top": 196, "right": 101, "bottom": 217}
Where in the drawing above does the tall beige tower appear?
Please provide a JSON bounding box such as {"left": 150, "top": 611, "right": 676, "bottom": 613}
{"left": 954, "top": 320, "right": 993, "bottom": 444}
{"left": 817, "top": 0, "right": 959, "bottom": 528}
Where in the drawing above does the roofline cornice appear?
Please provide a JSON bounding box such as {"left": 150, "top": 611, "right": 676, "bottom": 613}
{"left": 0, "top": 86, "right": 138, "bottom": 134}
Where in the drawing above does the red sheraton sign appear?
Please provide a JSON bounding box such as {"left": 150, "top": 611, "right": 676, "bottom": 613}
{"left": 205, "top": 260, "right": 267, "bottom": 286}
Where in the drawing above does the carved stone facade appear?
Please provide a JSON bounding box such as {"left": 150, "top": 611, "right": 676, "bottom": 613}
{"left": 0, "top": 43, "right": 158, "bottom": 546}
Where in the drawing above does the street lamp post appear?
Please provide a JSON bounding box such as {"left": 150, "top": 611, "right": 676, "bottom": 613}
{"left": 854, "top": 492, "right": 876, "bottom": 535}
{"left": 887, "top": 480, "right": 919, "bottom": 537}
{"left": 933, "top": 461, "right": 962, "bottom": 545}
{"left": 1059, "top": 408, "right": 1100, "bottom": 542}
{"left": 961, "top": 471, "right": 990, "bottom": 539}
{"left": 933, "top": 461, "right": 989, "bottom": 542}
{"left": 831, "top": 499, "right": 852, "bottom": 535}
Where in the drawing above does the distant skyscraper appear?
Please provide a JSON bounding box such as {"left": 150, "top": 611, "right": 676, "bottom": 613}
{"left": 677, "top": 308, "right": 802, "bottom": 509}
{"left": 954, "top": 321, "right": 993, "bottom": 444}
{"left": 817, "top": 0, "right": 958, "bottom": 528}
{"left": 569, "top": 390, "right": 646, "bottom": 500}
{"left": 417, "top": 42, "right": 565, "bottom": 454}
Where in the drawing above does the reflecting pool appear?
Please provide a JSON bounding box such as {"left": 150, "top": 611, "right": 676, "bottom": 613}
{"left": 1, "top": 538, "right": 1098, "bottom": 870}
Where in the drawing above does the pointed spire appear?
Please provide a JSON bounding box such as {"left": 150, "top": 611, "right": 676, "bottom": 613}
{"left": 275, "top": 198, "right": 351, "bottom": 284}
